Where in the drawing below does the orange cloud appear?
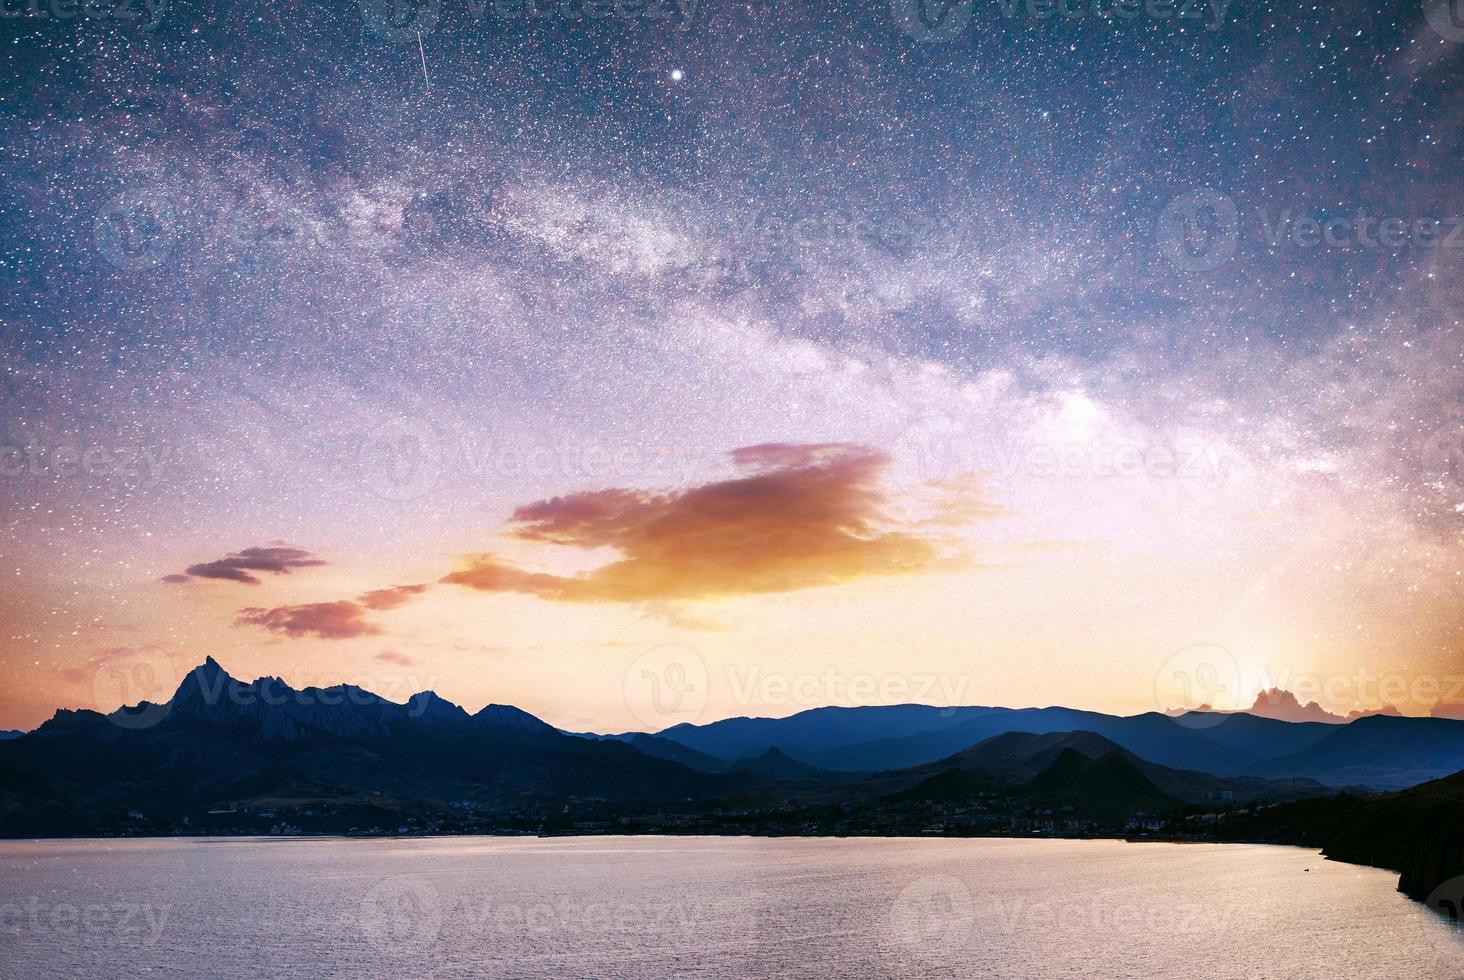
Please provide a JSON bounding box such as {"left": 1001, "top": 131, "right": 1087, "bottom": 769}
{"left": 443, "top": 442, "right": 975, "bottom": 604}
{"left": 234, "top": 601, "right": 381, "bottom": 640}
{"left": 358, "top": 584, "right": 430, "bottom": 610}
{"left": 233, "top": 584, "right": 430, "bottom": 642}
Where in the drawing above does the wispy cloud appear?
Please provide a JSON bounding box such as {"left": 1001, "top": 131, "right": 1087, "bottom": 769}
{"left": 167, "top": 545, "right": 325, "bottom": 586}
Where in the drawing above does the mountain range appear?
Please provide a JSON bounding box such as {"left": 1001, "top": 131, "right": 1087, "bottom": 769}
{"left": 0, "top": 658, "right": 764, "bottom": 836}
{"left": 3, "top": 657, "right": 1464, "bottom": 839}
{"left": 615, "top": 701, "right": 1464, "bottom": 789}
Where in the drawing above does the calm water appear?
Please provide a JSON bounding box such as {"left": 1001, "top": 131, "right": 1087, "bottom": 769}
{"left": 0, "top": 835, "right": 1459, "bottom": 978}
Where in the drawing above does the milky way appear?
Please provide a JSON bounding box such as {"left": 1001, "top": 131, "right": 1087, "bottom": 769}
{"left": 0, "top": 0, "right": 1461, "bottom": 731}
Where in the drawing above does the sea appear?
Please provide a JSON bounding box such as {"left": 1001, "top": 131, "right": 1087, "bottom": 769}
{"left": 1, "top": 835, "right": 1460, "bottom": 978}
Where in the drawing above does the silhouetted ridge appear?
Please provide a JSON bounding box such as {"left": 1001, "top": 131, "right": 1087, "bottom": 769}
{"left": 474, "top": 704, "right": 555, "bottom": 733}
{"left": 948, "top": 730, "right": 1129, "bottom": 780}
{"left": 618, "top": 733, "right": 728, "bottom": 772}
{"left": 1021, "top": 749, "right": 1177, "bottom": 814}
{"left": 884, "top": 768, "right": 990, "bottom": 802}
{"left": 728, "top": 745, "right": 831, "bottom": 779}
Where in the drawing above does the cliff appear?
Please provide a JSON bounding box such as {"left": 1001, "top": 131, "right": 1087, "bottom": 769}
{"left": 1228, "top": 767, "right": 1464, "bottom": 905}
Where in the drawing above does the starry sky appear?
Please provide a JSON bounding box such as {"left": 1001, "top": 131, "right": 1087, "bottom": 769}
{"left": 1, "top": 0, "right": 1461, "bottom": 732}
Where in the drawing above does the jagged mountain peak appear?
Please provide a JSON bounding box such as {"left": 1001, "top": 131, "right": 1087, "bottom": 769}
{"left": 407, "top": 691, "right": 471, "bottom": 724}
{"left": 174, "top": 656, "right": 239, "bottom": 693}
{"left": 158, "top": 661, "right": 480, "bottom": 741}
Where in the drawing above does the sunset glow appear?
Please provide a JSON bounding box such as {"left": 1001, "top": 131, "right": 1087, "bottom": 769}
{"left": 1, "top": 0, "right": 1461, "bottom": 738}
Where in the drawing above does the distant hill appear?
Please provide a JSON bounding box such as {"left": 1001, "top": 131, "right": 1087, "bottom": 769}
{"left": 655, "top": 704, "right": 1003, "bottom": 761}
{"left": 728, "top": 746, "right": 839, "bottom": 780}
{"left": 617, "top": 733, "right": 730, "bottom": 772}
{"left": 883, "top": 769, "right": 993, "bottom": 803}
{"left": 949, "top": 730, "right": 1132, "bottom": 781}
{"left": 1168, "top": 711, "right": 1335, "bottom": 758}
{"left": 1020, "top": 749, "right": 1178, "bottom": 816}
{"left": 1249, "top": 714, "right": 1464, "bottom": 789}
{"left": 864, "top": 730, "right": 1131, "bottom": 790}
{"left": 859, "top": 731, "right": 1328, "bottom": 806}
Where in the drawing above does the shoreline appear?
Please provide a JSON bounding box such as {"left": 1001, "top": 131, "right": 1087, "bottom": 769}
{"left": 0, "top": 826, "right": 1386, "bottom": 873}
